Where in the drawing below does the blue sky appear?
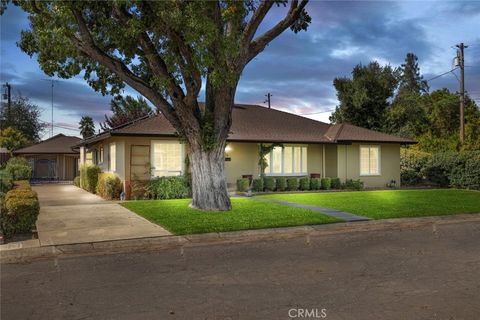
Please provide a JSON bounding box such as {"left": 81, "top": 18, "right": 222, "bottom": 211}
{"left": 1, "top": 1, "right": 479, "bottom": 139}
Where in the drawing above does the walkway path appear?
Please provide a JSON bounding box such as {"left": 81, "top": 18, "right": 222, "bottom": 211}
{"left": 34, "top": 185, "right": 170, "bottom": 246}
{"left": 251, "top": 197, "right": 370, "bottom": 222}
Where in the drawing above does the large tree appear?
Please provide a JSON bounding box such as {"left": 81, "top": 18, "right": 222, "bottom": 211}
{"left": 79, "top": 116, "right": 95, "bottom": 139}
{"left": 12, "top": 0, "right": 310, "bottom": 210}
{"left": 396, "top": 53, "right": 428, "bottom": 96}
{"left": 330, "top": 62, "right": 398, "bottom": 130}
{"left": 0, "top": 127, "right": 29, "bottom": 154}
{"left": 0, "top": 95, "right": 47, "bottom": 142}
{"left": 101, "top": 95, "right": 153, "bottom": 130}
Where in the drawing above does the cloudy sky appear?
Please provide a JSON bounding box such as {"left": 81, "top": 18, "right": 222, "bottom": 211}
{"left": 1, "top": 1, "right": 479, "bottom": 139}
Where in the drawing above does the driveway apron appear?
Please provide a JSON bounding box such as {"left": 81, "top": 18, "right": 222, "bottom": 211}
{"left": 34, "top": 185, "right": 170, "bottom": 246}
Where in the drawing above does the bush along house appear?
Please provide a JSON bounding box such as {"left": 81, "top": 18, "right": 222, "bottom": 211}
{"left": 75, "top": 104, "right": 415, "bottom": 199}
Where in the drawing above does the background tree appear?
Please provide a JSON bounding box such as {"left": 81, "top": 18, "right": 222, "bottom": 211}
{"left": 330, "top": 62, "right": 398, "bottom": 130}
{"left": 396, "top": 53, "right": 428, "bottom": 96}
{"left": 100, "top": 96, "right": 153, "bottom": 130}
{"left": 14, "top": 0, "right": 311, "bottom": 210}
{"left": 0, "top": 95, "right": 47, "bottom": 142}
{"left": 0, "top": 127, "right": 29, "bottom": 154}
{"left": 79, "top": 116, "right": 95, "bottom": 139}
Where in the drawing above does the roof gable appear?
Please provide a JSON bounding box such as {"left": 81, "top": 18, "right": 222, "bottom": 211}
{"left": 14, "top": 134, "right": 81, "bottom": 154}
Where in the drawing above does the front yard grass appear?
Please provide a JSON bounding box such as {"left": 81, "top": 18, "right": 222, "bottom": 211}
{"left": 122, "top": 198, "right": 340, "bottom": 235}
{"left": 256, "top": 189, "right": 480, "bottom": 220}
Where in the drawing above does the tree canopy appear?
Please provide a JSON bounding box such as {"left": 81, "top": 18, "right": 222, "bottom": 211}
{"left": 101, "top": 96, "right": 153, "bottom": 130}
{"left": 79, "top": 116, "right": 95, "bottom": 139}
{"left": 0, "top": 95, "right": 47, "bottom": 142}
{"left": 0, "top": 127, "right": 29, "bottom": 154}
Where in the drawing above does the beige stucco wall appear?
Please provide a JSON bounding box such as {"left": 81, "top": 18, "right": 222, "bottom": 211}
{"left": 336, "top": 143, "right": 401, "bottom": 188}
{"left": 324, "top": 144, "right": 338, "bottom": 178}
{"left": 224, "top": 142, "right": 259, "bottom": 187}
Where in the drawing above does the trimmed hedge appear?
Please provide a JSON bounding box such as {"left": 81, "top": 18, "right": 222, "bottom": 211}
{"left": 331, "top": 177, "right": 341, "bottom": 189}
{"left": 401, "top": 150, "right": 480, "bottom": 189}
{"left": 321, "top": 177, "right": 331, "bottom": 190}
{"left": 343, "top": 179, "right": 364, "bottom": 190}
{"left": 276, "top": 177, "right": 286, "bottom": 191}
{"left": 263, "top": 177, "right": 275, "bottom": 191}
{"left": 80, "top": 164, "right": 101, "bottom": 193}
{"left": 299, "top": 177, "right": 310, "bottom": 191}
{"left": 236, "top": 178, "right": 249, "bottom": 192}
{"left": 310, "top": 177, "right": 321, "bottom": 190}
{"left": 287, "top": 177, "right": 298, "bottom": 191}
{"left": 5, "top": 157, "right": 32, "bottom": 180}
{"left": 146, "top": 176, "right": 191, "bottom": 200}
{"left": 73, "top": 176, "right": 80, "bottom": 187}
{"left": 96, "top": 173, "right": 123, "bottom": 200}
{"left": 1, "top": 181, "right": 39, "bottom": 238}
{"left": 252, "top": 178, "right": 264, "bottom": 192}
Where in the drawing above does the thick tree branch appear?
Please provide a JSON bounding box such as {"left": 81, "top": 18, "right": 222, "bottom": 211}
{"left": 241, "top": 1, "right": 274, "bottom": 47}
{"left": 69, "top": 8, "right": 181, "bottom": 130}
{"left": 246, "top": 0, "right": 308, "bottom": 64}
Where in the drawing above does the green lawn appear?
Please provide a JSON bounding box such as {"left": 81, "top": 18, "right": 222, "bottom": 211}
{"left": 256, "top": 189, "right": 480, "bottom": 220}
{"left": 122, "top": 198, "right": 340, "bottom": 235}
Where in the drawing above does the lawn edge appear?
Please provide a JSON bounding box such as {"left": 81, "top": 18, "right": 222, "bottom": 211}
{"left": 2, "top": 213, "right": 479, "bottom": 264}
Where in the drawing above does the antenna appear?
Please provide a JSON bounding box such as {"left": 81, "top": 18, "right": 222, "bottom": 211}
{"left": 42, "top": 78, "right": 59, "bottom": 137}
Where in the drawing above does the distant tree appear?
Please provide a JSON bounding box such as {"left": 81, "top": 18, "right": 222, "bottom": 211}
{"left": 0, "top": 127, "right": 29, "bottom": 154}
{"left": 330, "top": 62, "right": 398, "bottom": 131}
{"left": 79, "top": 116, "right": 95, "bottom": 139}
{"left": 0, "top": 95, "right": 47, "bottom": 142}
{"left": 397, "top": 53, "right": 429, "bottom": 96}
{"left": 100, "top": 96, "right": 153, "bottom": 130}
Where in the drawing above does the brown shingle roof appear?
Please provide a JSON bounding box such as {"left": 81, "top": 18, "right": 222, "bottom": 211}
{"left": 14, "top": 134, "right": 81, "bottom": 154}
{"left": 78, "top": 104, "right": 415, "bottom": 145}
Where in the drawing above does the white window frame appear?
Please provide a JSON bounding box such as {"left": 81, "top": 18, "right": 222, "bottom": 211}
{"left": 109, "top": 142, "right": 116, "bottom": 172}
{"left": 150, "top": 140, "right": 184, "bottom": 178}
{"left": 265, "top": 145, "right": 308, "bottom": 176}
{"left": 359, "top": 145, "right": 381, "bottom": 176}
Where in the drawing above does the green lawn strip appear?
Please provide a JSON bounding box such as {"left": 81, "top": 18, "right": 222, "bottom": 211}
{"left": 122, "top": 198, "right": 340, "bottom": 235}
{"left": 256, "top": 189, "right": 480, "bottom": 220}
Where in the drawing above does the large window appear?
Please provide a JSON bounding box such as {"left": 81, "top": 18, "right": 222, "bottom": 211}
{"left": 151, "top": 141, "right": 183, "bottom": 177}
{"left": 109, "top": 143, "right": 116, "bottom": 172}
{"left": 360, "top": 145, "right": 380, "bottom": 176}
{"left": 265, "top": 145, "right": 307, "bottom": 175}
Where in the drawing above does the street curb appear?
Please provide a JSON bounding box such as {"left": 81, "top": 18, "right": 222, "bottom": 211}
{"left": 1, "top": 213, "right": 479, "bottom": 264}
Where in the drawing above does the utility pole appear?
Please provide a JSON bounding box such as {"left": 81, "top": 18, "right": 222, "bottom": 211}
{"left": 43, "top": 79, "right": 58, "bottom": 137}
{"left": 264, "top": 93, "right": 272, "bottom": 109}
{"left": 456, "top": 43, "right": 468, "bottom": 144}
{"left": 2, "top": 82, "right": 11, "bottom": 118}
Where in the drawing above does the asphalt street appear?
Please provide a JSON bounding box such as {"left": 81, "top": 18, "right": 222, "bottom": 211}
{"left": 2, "top": 220, "right": 480, "bottom": 320}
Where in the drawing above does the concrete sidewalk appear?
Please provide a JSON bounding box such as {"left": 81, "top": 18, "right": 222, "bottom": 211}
{"left": 33, "top": 185, "right": 170, "bottom": 246}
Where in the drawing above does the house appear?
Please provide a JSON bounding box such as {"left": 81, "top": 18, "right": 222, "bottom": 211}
{"left": 76, "top": 104, "right": 415, "bottom": 197}
{"left": 13, "top": 134, "right": 81, "bottom": 181}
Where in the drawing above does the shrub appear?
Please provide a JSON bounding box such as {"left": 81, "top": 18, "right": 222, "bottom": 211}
{"left": 449, "top": 152, "right": 480, "bottom": 189}
{"left": 263, "top": 177, "right": 275, "bottom": 191}
{"left": 80, "top": 164, "right": 101, "bottom": 193}
{"left": 130, "top": 180, "right": 149, "bottom": 200}
{"left": 0, "top": 178, "right": 13, "bottom": 194}
{"left": 343, "top": 179, "right": 364, "bottom": 191}
{"left": 146, "top": 176, "right": 191, "bottom": 200}
{"left": 287, "top": 177, "right": 298, "bottom": 191}
{"left": 310, "top": 178, "right": 321, "bottom": 190}
{"left": 299, "top": 177, "right": 310, "bottom": 191}
{"left": 252, "top": 178, "right": 264, "bottom": 192}
{"left": 96, "top": 173, "right": 123, "bottom": 200}
{"left": 5, "top": 157, "right": 32, "bottom": 180}
{"left": 331, "top": 177, "right": 341, "bottom": 189}
{"left": 13, "top": 180, "right": 31, "bottom": 190}
{"left": 276, "top": 177, "right": 286, "bottom": 191}
{"left": 236, "top": 178, "right": 249, "bottom": 192}
{"left": 321, "top": 177, "right": 331, "bottom": 190}
{"left": 2, "top": 188, "right": 40, "bottom": 237}
{"left": 73, "top": 176, "right": 80, "bottom": 187}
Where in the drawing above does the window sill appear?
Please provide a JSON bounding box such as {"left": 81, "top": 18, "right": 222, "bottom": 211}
{"left": 360, "top": 174, "right": 381, "bottom": 177}
{"left": 265, "top": 173, "right": 308, "bottom": 177}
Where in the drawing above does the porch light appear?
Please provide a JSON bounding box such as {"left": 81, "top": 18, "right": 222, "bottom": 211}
{"left": 225, "top": 145, "right": 232, "bottom": 153}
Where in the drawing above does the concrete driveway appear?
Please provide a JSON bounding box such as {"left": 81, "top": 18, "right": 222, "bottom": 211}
{"left": 34, "top": 185, "right": 170, "bottom": 246}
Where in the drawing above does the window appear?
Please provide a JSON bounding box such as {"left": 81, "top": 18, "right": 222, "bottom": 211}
{"left": 85, "top": 151, "right": 93, "bottom": 165}
{"left": 265, "top": 145, "right": 307, "bottom": 175}
{"left": 109, "top": 143, "right": 116, "bottom": 172}
{"left": 151, "top": 141, "right": 183, "bottom": 177}
{"left": 360, "top": 146, "right": 380, "bottom": 176}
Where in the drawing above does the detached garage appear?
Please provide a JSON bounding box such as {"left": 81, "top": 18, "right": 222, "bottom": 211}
{"left": 13, "top": 134, "right": 81, "bottom": 182}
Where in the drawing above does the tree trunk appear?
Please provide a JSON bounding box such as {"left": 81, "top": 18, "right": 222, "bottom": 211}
{"left": 188, "top": 142, "right": 231, "bottom": 211}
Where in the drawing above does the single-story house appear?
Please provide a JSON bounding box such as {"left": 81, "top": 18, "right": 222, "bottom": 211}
{"left": 13, "top": 134, "right": 81, "bottom": 181}
{"left": 76, "top": 104, "right": 415, "bottom": 197}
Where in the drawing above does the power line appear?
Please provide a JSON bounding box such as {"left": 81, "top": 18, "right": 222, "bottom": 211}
{"left": 426, "top": 68, "right": 458, "bottom": 82}
{"left": 300, "top": 109, "right": 336, "bottom": 116}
